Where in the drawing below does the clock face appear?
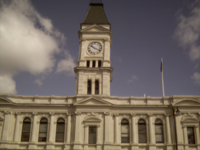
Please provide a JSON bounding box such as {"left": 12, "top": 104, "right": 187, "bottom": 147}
{"left": 88, "top": 42, "right": 102, "bottom": 55}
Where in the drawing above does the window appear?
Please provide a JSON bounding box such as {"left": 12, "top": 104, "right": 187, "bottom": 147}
{"left": 92, "top": 60, "right": 96, "bottom": 68}
{"left": 138, "top": 119, "right": 147, "bottom": 143}
{"left": 98, "top": 60, "right": 101, "bottom": 68}
{"left": 21, "top": 117, "right": 31, "bottom": 142}
{"left": 155, "top": 119, "right": 164, "bottom": 143}
{"left": 38, "top": 118, "right": 48, "bottom": 142}
{"left": 95, "top": 80, "right": 99, "bottom": 95}
{"left": 87, "top": 60, "right": 90, "bottom": 67}
{"left": 87, "top": 80, "right": 92, "bottom": 94}
{"left": 121, "top": 119, "right": 129, "bottom": 143}
{"left": 89, "top": 126, "right": 97, "bottom": 144}
{"left": 56, "top": 118, "right": 65, "bottom": 142}
{"left": 187, "top": 127, "right": 195, "bottom": 144}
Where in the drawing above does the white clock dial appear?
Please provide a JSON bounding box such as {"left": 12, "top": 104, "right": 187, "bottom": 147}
{"left": 88, "top": 42, "right": 102, "bottom": 55}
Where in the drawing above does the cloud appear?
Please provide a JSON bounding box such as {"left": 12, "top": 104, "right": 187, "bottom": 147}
{"left": 174, "top": 1, "right": 200, "bottom": 61}
{"left": 191, "top": 72, "right": 200, "bottom": 85}
{"left": 0, "top": 75, "right": 16, "bottom": 94}
{"left": 127, "top": 75, "right": 138, "bottom": 83}
{"left": 56, "top": 52, "right": 76, "bottom": 76}
{"left": 0, "top": 0, "right": 75, "bottom": 94}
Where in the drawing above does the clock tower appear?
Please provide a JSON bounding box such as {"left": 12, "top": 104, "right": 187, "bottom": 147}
{"left": 74, "top": 2, "right": 113, "bottom": 96}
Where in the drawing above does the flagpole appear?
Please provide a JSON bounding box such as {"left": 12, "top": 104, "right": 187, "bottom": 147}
{"left": 161, "top": 57, "right": 165, "bottom": 97}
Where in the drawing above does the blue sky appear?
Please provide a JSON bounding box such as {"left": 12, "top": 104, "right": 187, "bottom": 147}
{"left": 0, "top": 0, "right": 199, "bottom": 97}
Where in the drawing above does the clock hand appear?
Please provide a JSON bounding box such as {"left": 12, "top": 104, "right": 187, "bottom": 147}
{"left": 91, "top": 45, "right": 100, "bottom": 51}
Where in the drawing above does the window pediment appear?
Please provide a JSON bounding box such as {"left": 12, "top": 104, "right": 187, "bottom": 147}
{"left": 83, "top": 114, "right": 101, "bottom": 126}
{"left": 74, "top": 97, "right": 113, "bottom": 106}
{"left": 174, "top": 99, "right": 200, "bottom": 106}
{"left": 0, "top": 97, "right": 14, "bottom": 104}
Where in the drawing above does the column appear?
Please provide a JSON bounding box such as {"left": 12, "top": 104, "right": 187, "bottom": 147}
{"left": 66, "top": 114, "right": 71, "bottom": 144}
{"left": 148, "top": 114, "right": 155, "bottom": 144}
{"left": 131, "top": 114, "right": 138, "bottom": 150}
{"left": 14, "top": 112, "right": 22, "bottom": 142}
{"left": 195, "top": 125, "right": 200, "bottom": 150}
{"left": 99, "top": 80, "right": 102, "bottom": 95}
{"left": 114, "top": 113, "right": 120, "bottom": 144}
{"left": 104, "top": 112, "right": 111, "bottom": 144}
{"left": 48, "top": 113, "right": 55, "bottom": 143}
{"left": 175, "top": 114, "right": 184, "bottom": 150}
{"left": 74, "top": 112, "right": 81, "bottom": 144}
{"left": 30, "top": 113, "right": 39, "bottom": 143}
{"left": 165, "top": 114, "right": 172, "bottom": 144}
{"left": 131, "top": 114, "right": 137, "bottom": 144}
{"left": 73, "top": 112, "right": 81, "bottom": 150}
{"left": 29, "top": 113, "right": 39, "bottom": 149}
{"left": 64, "top": 113, "right": 71, "bottom": 150}
{"left": 1, "top": 111, "right": 11, "bottom": 141}
{"left": 92, "top": 79, "right": 95, "bottom": 95}
{"left": 95, "top": 60, "right": 98, "bottom": 68}
{"left": 97, "top": 125, "right": 101, "bottom": 144}
{"left": 90, "top": 60, "right": 92, "bottom": 67}
{"left": 148, "top": 114, "right": 156, "bottom": 150}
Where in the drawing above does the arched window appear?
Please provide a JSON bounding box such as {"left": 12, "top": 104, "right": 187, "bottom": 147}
{"left": 138, "top": 119, "right": 147, "bottom": 143}
{"left": 21, "top": 117, "right": 31, "bottom": 142}
{"left": 38, "top": 118, "right": 48, "bottom": 142}
{"left": 95, "top": 80, "right": 99, "bottom": 95}
{"left": 87, "top": 80, "right": 92, "bottom": 94}
{"left": 121, "top": 119, "right": 129, "bottom": 143}
{"left": 155, "top": 119, "right": 164, "bottom": 143}
{"left": 56, "top": 118, "right": 65, "bottom": 142}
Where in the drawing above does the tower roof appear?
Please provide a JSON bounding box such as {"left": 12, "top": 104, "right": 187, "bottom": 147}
{"left": 82, "top": 3, "right": 110, "bottom": 25}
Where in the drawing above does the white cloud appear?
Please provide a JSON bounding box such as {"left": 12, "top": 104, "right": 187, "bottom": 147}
{"left": 0, "top": 75, "right": 16, "bottom": 94}
{"left": 174, "top": 1, "right": 200, "bottom": 61}
{"left": 56, "top": 52, "right": 76, "bottom": 76}
{"left": 0, "top": 0, "right": 75, "bottom": 94}
{"left": 191, "top": 72, "right": 200, "bottom": 85}
{"left": 127, "top": 75, "right": 138, "bottom": 83}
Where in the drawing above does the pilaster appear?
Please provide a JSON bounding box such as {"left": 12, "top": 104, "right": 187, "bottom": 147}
{"left": 46, "top": 113, "right": 55, "bottom": 149}
{"left": 13, "top": 112, "right": 22, "bottom": 142}
{"left": 29, "top": 112, "right": 39, "bottom": 149}
{"left": 73, "top": 112, "right": 82, "bottom": 150}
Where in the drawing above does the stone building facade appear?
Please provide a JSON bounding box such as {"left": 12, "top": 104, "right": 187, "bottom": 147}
{"left": 0, "top": 3, "right": 200, "bottom": 150}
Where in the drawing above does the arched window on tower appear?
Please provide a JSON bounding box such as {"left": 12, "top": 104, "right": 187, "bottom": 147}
{"left": 38, "top": 118, "right": 48, "bottom": 142}
{"left": 95, "top": 80, "right": 99, "bottom": 95}
{"left": 56, "top": 118, "right": 65, "bottom": 142}
{"left": 155, "top": 119, "right": 164, "bottom": 143}
{"left": 87, "top": 80, "right": 92, "bottom": 94}
{"left": 138, "top": 119, "right": 147, "bottom": 143}
{"left": 121, "top": 119, "right": 129, "bottom": 143}
{"left": 21, "top": 117, "right": 31, "bottom": 142}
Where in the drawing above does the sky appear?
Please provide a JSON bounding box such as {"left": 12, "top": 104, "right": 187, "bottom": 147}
{"left": 0, "top": 0, "right": 199, "bottom": 97}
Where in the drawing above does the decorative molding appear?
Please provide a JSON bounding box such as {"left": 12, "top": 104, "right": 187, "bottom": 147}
{"left": 32, "top": 112, "right": 38, "bottom": 116}
{"left": 131, "top": 113, "right": 136, "bottom": 117}
{"left": 74, "top": 112, "right": 81, "bottom": 116}
{"left": 104, "top": 112, "right": 110, "bottom": 116}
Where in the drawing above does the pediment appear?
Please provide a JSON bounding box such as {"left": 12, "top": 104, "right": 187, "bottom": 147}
{"left": 0, "top": 97, "right": 13, "bottom": 104}
{"left": 74, "top": 97, "right": 113, "bottom": 106}
{"left": 174, "top": 99, "right": 200, "bottom": 106}
{"left": 80, "top": 25, "right": 110, "bottom": 33}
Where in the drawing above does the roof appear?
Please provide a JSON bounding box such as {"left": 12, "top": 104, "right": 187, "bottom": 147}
{"left": 82, "top": 3, "right": 110, "bottom": 24}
